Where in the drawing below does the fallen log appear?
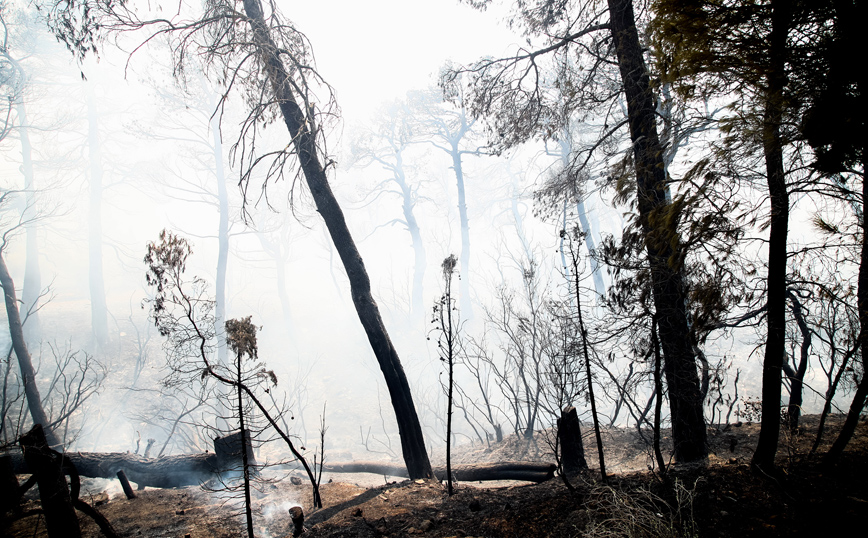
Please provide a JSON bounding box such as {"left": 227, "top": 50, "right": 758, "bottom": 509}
{"left": 321, "top": 461, "right": 407, "bottom": 477}
{"left": 322, "top": 460, "right": 556, "bottom": 483}
{"left": 10, "top": 451, "right": 554, "bottom": 487}
{"left": 437, "top": 461, "right": 556, "bottom": 483}
{"left": 10, "top": 451, "right": 217, "bottom": 489}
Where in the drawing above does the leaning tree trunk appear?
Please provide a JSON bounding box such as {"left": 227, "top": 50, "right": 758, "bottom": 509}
{"left": 0, "top": 253, "right": 60, "bottom": 448}
{"left": 752, "top": 0, "right": 791, "bottom": 473}
{"left": 241, "top": 0, "right": 432, "bottom": 479}
{"left": 607, "top": 0, "right": 707, "bottom": 462}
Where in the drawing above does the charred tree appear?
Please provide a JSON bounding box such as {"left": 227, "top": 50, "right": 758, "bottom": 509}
{"left": 752, "top": 0, "right": 792, "bottom": 473}
{"left": 239, "top": 0, "right": 432, "bottom": 479}
{"left": 0, "top": 253, "right": 59, "bottom": 448}
{"left": 784, "top": 290, "right": 811, "bottom": 432}
{"left": 19, "top": 425, "right": 80, "bottom": 538}
{"left": 557, "top": 406, "right": 587, "bottom": 476}
{"left": 607, "top": 0, "right": 707, "bottom": 462}
{"left": 822, "top": 0, "right": 868, "bottom": 466}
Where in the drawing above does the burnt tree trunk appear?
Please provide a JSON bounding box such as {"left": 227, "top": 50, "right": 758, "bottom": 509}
{"left": 826, "top": 0, "right": 868, "bottom": 466}
{"left": 9, "top": 451, "right": 555, "bottom": 485}
{"left": 784, "top": 291, "right": 811, "bottom": 431}
{"left": 239, "top": 0, "right": 432, "bottom": 479}
{"left": 607, "top": 0, "right": 707, "bottom": 462}
{"left": 753, "top": 0, "right": 792, "bottom": 473}
{"left": 10, "top": 450, "right": 216, "bottom": 488}
{"left": 116, "top": 470, "right": 136, "bottom": 500}
{"left": 19, "top": 425, "right": 81, "bottom": 538}
{"left": 0, "top": 253, "right": 60, "bottom": 448}
{"left": 557, "top": 406, "right": 587, "bottom": 475}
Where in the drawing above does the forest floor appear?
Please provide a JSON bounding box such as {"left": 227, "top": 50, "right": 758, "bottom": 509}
{"left": 4, "top": 414, "right": 868, "bottom": 538}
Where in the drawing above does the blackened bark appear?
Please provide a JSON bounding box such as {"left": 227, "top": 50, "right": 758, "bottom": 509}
{"left": 19, "top": 425, "right": 81, "bottom": 538}
{"left": 10, "top": 450, "right": 217, "bottom": 488}
{"left": 0, "top": 454, "right": 21, "bottom": 515}
{"left": 825, "top": 0, "right": 868, "bottom": 466}
{"left": 652, "top": 318, "right": 668, "bottom": 476}
{"left": 0, "top": 253, "right": 60, "bottom": 448}
{"left": 785, "top": 291, "right": 811, "bottom": 431}
{"left": 116, "top": 470, "right": 136, "bottom": 499}
{"left": 557, "top": 406, "right": 587, "bottom": 475}
{"left": 752, "top": 0, "right": 791, "bottom": 473}
{"left": 569, "top": 235, "right": 606, "bottom": 478}
{"left": 236, "top": 361, "right": 254, "bottom": 538}
{"left": 240, "top": 0, "right": 432, "bottom": 479}
{"left": 607, "top": 0, "right": 707, "bottom": 462}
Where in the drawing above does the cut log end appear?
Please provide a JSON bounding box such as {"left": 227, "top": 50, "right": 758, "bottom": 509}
{"left": 116, "top": 470, "right": 136, "bottom": 500}
{"left": 289, "top": 505, "right": 304, "bottom": 537}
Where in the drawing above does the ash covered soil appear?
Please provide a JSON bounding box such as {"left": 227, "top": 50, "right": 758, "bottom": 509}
{"left": 6, "top": 414, "right": 868, "bottom": 538}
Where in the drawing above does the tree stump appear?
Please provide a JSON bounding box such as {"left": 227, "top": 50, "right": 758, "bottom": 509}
{"left": 558, "top": 406, "right": 588, "bottom": 476}
{"left": 289, "top": 505, "right": 304, "bottom": 537}
{"left": 214, "top": 429, "right": 257, "bottom": 473}
{"left": 117, "top": 470, "right": 136, "bottom": 499}
{"left": 19, "top": 424, "right": 82, "bottom": 538}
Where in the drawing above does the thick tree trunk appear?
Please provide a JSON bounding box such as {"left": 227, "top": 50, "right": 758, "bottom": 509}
{"left": 607, "top": 0, "right": 707, "bottom": 462}
{"left": 86, "top": 86, "right": 109, "bottom": 346}
{"left": 825, "top": 0, "right": 868, "bottom": 467}
{"left": 323, "top": 461, "right": 555, "bottom": 482}
{"left": 557, "top": 406, "right": 587, "bottom": 475}
{"left": 10, "top": 450, "right": 217, "bottom": 488}
{"left": 752, "top": 0, "right": 791, "bottom": 473}
{"left": 240, "top": 0, "right": 432, "bottom": 479}
{"left": 0, "top": 253, "right": 60, "bottom": 448}
{"left": 15, "top": 100, "right": 42, "bottom": 345}
{"left": 19, "top": 425, "right": 81, "bottom": 538}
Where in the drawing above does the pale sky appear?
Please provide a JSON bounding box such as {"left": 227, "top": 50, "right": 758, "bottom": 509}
{"left": 287, "top": 0, "right": 519, "bottom": 123}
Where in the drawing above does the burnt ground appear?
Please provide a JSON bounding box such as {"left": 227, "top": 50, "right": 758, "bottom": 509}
{"left": 4, "top": 414, "right": 868, "bottom": 538}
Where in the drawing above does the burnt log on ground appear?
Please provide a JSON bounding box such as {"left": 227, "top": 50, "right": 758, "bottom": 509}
{"left": 10, "top": 452, "right": 554, "bottom": 487}
{"left": 322, "top": 461, "right": 556, "bottom": 483}
{"left": 10, "top": 451, "right": 217, "bottom": 489}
